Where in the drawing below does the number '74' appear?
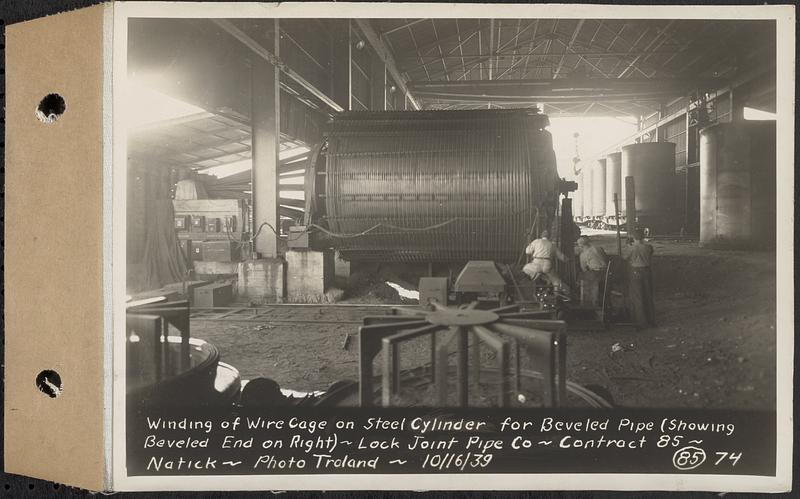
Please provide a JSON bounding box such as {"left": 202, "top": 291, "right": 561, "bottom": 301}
{"left": 715, "top": 452, "right": 742, "bottom": 466}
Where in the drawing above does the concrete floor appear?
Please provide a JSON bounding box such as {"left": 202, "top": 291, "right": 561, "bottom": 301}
{"left": 191, "top": 235, "right": 776, "bottom": 410}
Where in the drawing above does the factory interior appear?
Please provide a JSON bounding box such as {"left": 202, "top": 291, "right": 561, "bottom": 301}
{"left": 125, "top": 17, "right": 778, "bottom": 411}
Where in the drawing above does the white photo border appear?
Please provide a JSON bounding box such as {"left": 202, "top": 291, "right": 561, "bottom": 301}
{"left": 110, "top": 2, "right": 795, "bottom": 492}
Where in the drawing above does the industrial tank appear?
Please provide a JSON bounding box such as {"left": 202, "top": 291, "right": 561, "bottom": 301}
{"left": 699, "top": 122, "right": 776, "bottom": 249}
{"left": 307, "top": 110, "right": 561, "bottom": 262}
{"left": 621, "top": 142, "right": 677, "bottom": 233}
{"left": 605, "top": 152, "right": 622, "bottom": 215}
{"left": 592, "top": 159, "right": 607, "bottom": 217}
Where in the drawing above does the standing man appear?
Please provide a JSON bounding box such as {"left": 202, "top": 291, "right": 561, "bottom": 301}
{"left": 523, "top": 230, "right": 569, "bottom": 295}
{"left": 577, "top": 236, "right": 608, "bottom": 307}
{"left": 625, "top": 228, "right": 656, "bottom": 327}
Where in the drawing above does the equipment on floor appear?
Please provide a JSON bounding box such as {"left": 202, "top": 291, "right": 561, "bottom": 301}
{"left": 126, "top": 296, "right": 240, "bottom": 409}
{"left": 173, "top": 200, "right": 248, "bottom": 267}
{"left": 353, "top": 301, "right": 610, "bottom": 408}
{"left": 193, "top": 282, "right": 234, "bottom": 308}
{"left": 201, "top": 240, "right": 241, "bottom": 262}
{"left": 190, "top": 215, "right": 206, "bottom": 232}
{"left": 453, "top": 260, "right": 510, "bottom": 306}
{"left": 205, "top": 217, "right": 220, "bottom": 233}
{"left": 287, "top": 225, "right": 311, "bottom": 249}
{"left": 130, "top": 300, "right": 611, "bottom": 410}
{"left": 174, "top": 215, "right": 189, "bottom": 231}
{"left": 418, "top": 277, "right": 448, "bottom": 306}
{"left": 358, "top": 302, "right": 565, "bottom": 407}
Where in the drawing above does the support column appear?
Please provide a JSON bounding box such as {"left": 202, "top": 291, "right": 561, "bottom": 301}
{"left": 251, "top": 20, "right": 280, "bottom": 258}
{"left": 239, "top": 19, "right": 285, "bottom": 303}
{"left": 686, "top": 165, "right": 700, "bottom": 235}
{"left": 348, "top": 20, "right": 353, "bottom": 111}
{"left": 729, "top": 88, "right": 745, "bottom": 122}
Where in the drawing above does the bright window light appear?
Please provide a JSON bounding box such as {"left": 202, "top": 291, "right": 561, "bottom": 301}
{"left": 280, "top": 145, "right": 310, "bottom": 160}
{"left": 201, "top": 145, "right": 310, "bottom": 180}
{"left": 281, "top": 191, "right": 304, "bottom": 201}
{"left": 548, "top": 117, "right": 638, "bottom": 181}
{"left": 200, "top": 159, "right": 252, "bottom": 179}
{"left": 743, "top": 107, "right": 776, "bottom": 120}
{"left": 125, "top": 79, "right": 206, "bottom": 129}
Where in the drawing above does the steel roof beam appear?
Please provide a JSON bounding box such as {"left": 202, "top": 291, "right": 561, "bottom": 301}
{"left": 554, "top": 19, "right": 585, "bottom": 78}
{"left": 212, "top": 19, "right": 344, "bottom": 113}
{"left": 498, "top": 20, "right": 538, "bottom": 53}
{"left": 381, "top": 19, "right": 429, "bottom": 37}
{"left": 430, "top": 19, "right": 450, "bottom": 81}
{"left": 355, "top": 19, "right": 421, "bottom": 110}
{"left": 522, "top": 20, "right": 539, "bottom": 79}
{"left": 561, "top": 32, "right": 671, "bottom": 77}
{"left": 494, "top": 40, "right": 549, "bottom": 80}
{"left": 409, "top": 77, "right": 708, "bottom": 94}
{"left": 412, "top": 24, "right": 483, "bottom": 58}
{"left": 659, "top": 23, "right": 717, "bottom": 70}
{"left": 608, "top": 26, "right": 650, "bottom": 76}
{"left": 508, "top": 19, "right": 523, "bottom": 78}
{"left": 594, "top": 101, "right": 656, "bottom": 116}
{"left": 455, "top": 19, "right": 468, "bottom": 78}
{"left": 399, "top": 51, "right": 681, "bottom": 61}
{"left": 618, "top": 20, "right": 676, "bottom": 78}
{"left": 489, "top": 18, "right": 495, "bottom": 80}
{"left": 438, "top": 33, "right": 555, "bottom": 81}
{"left": 404, "top": 21, "right": 431, "bottom": 81}
{"left": 400, "top": 28, "right": 481, "bottom": 74}
{"left": 412, "top": 95, "right": 673, "bottom": 105}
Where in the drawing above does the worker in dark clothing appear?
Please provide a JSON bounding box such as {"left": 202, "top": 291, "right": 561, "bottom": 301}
{"left": 577, "top": 236, "right": 608, "bottom": 307}
{"left": 625, "top": 228, "right": 656, "bottom": 328}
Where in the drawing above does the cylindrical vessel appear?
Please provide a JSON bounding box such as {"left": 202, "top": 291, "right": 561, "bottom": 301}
{"left": 581, "top": 162, "right": 593, "bottom": 219}
{"left": 314, "top": 110, "right": 560, "bottom": 262}
{"left": 699, "top": 122, "right": 776, "bottom": 248}
{"left": 605, "top": 152, "right": 622, "bottom": 216}
{"left": 621, "top": 142, "right": 677, "bottom": 233}
{"left": 572, "top": 172, "right": 583, "bottom": 218}
{"left": 592, "top": 158, "right": 607, "bottom": 217}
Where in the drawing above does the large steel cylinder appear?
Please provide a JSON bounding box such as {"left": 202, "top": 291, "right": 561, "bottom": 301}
{"left": 621, "top": 142, "right": 677, "bottom": 233}
{"left": 592, "top": 159, "right": 607, "bottom": 217}
{"left": 581, "top": 163, "right": 593, "bottom": 218}
{"left": 605, "top": 152, "right": 622, "bottom": 216}
{"left": 699, "top": 122, "right": 776, "bottom": 248}
{"left": 314, "top": 110, "right": 560, "bottom": 262}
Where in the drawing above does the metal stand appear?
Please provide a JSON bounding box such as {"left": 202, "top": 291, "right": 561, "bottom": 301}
{"left": 358, "top": 303, "right": 566, "bottom": 408}
{"left": 126, "top": 297, "right": 192, "bottom": 378}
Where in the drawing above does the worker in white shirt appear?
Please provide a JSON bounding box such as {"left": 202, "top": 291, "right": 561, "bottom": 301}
{"left": 523, "top": 230, "right": 569, "bottom": 294}
{"left": 577, "top": 236, "right": 608, "bottom": 307}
